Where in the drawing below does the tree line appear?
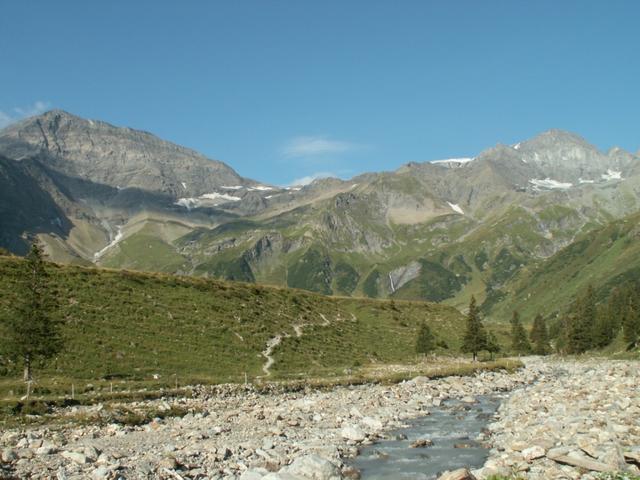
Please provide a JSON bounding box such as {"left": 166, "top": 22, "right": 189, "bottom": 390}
{"left": 432, "top": 282, "right": 640, "bottom": 361}
{"left": 551, "top": 283, "right": 640, "bottom": 354}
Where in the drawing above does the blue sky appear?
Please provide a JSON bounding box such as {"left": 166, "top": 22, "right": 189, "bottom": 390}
{"left": 1, "top": 1, "right": 639, "bottom": 186}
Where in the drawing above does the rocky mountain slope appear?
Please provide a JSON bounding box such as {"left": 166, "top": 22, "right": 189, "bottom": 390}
{"left": 1, "top": 110, "right": 639, "bottom": 320}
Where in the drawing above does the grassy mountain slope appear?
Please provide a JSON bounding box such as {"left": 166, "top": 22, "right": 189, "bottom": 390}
{"left": 491, "top": 210, "right": 640, "bottom": 321}
{"left": 0, "top": 256, "right": 465, "bottom": 386}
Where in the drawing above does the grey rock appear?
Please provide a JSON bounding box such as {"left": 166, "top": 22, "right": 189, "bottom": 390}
{"left": 281, "top": 454, "right": 342, "bottom": 480}
{"left": 340, "top": 426, "right": 366, "bottom": 443}
{"left": 90, "top": 466, "right": 110, "bottom": 479}
{"left": 437, "top": 468, "right": 476, "bottom": 480}
{"left": 521, "top": 445, "right": 545, "bottom": 461}
{"left": 1, "top": 448, "right": 17, "bottom": 462}
{"left": 61, "top": 450, "right": 91, "bottom": 464}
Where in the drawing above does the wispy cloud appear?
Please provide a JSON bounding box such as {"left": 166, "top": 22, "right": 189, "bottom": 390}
{"left": 281, "top": 135, "right": 364, "bottom": 158}
{"left": 0, "top": 100, "right": 51, "bottom": 129}
{"left": 288, "top": 171, "right": 337, "bottom": 187}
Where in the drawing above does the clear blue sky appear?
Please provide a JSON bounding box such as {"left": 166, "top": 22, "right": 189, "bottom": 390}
{"left": 2, "top": 1, "right": 639, "bottom": 185}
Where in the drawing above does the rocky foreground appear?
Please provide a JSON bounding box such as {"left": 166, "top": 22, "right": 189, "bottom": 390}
{"left": 0, "top": 357, "right": 638, "bottom": 480}
{"left": 476, "top": 358, "right": 640, "bottom": 480}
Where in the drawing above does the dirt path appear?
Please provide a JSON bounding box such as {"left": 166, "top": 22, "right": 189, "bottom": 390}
{"left": 259, "top": 335, "right": 283, "bottom": 377}
{"left": 258, "top": 312, "right": 350, "bottom": 377}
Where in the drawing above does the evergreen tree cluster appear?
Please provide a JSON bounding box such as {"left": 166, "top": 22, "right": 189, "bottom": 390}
{"left": 529, "top": 314, "right": 550, "bottom": 355}
{"left": 2, "top": 243, "right": 62, "bottom": 382}
{"left": 553, "top": 283, "right": 640, "bottom": 354}
{"left": 508, "top": 310, "right": 550, "bottom": 355}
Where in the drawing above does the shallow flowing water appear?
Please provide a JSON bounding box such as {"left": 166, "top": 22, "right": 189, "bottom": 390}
{"left": 349, "top": 396, "right": 502, "bottom": 479}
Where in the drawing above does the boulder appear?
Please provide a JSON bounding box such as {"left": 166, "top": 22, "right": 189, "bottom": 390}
{"left": 91, "top": 467, "right": 110, "bottom": 480}
{"left": 61, "top": 450, "right": 90, "bottom": 464}
{"left": 360, "top": 416, "right": 383, "bottom": 431}
{"left": 437, "top": 468, "right": 476, "bottom": 480}
{"left": 1, "top": 448, "right": 17, "bottom": 463}
{"left": 341, "top": 426, "right": 366, "bottom": 443}
{"left": 547, "top": 449, "right": 614, "bottom": 472}
{"left": 262, "top": 474, "right": 303, "bottom": 480}
{"left": 240, "top": 469, "right": 269, "bottom": 480}
{"left": 410, "top": 438, "right": 434, "bottom": 448}
{"left": 281, "top": 454, "right": 342, "bottom": 480}
{"left": 522, "top": 445, "right": 546, "bottom": 462}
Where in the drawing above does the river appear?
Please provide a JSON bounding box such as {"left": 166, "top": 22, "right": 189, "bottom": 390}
{"left": 349, "top": 395, "right": 502, "bottom": 479}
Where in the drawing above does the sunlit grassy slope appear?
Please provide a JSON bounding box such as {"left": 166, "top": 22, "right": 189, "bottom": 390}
{"left": 0, "top": 256, "right": 465, "bottom": 386}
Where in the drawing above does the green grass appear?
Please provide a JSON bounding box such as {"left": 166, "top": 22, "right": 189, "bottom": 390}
{"left": 0, "top": 256, "right": 467, "bottom": 398}
{"left": 102, "top": 231, "right": 188, "bottom": 272}
{"left": 490, "top": 211, "right": 640, "bottom": 322}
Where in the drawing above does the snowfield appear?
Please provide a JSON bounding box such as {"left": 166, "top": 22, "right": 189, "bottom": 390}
{"left": 601, "top": 169, "right": 623, "bottom": 181}
{"left": 431, "top": 157, "right": 474, "bottom": 167}
{"left": 529, "top": 178, "right": 573, "bottom": 190}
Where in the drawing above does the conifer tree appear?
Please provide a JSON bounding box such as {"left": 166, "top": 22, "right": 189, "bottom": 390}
{"left": 566, "top": 285, "right": 597, "bottom": 354}
{"left": 593, "top": 304, "right": 616, "bottom": 349}
{"left": 486, "top": 331, "right": 500, "bottom": 360}
{"left": 4, "top": 243, "right": 62, "bottom": 383}
{"left": 529, "top": 314, "right": 549, "bottom": 355}
{"left": 461, "top": 296, "right": 487, "bottom": 362}
{"left": 623, "top": 296, "right": 639, "bottom": 348}
{"left": 510, "top": 311, "right": 531, "bottom": 354}
{"left": 415, "top": 322, "right": 435, "bottom": 355}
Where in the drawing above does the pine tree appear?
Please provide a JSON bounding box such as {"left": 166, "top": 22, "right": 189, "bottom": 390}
{"left": 529, "top": 314, "right": 549, "bottom": 355}
{"left": 623, "top": 296, "right": 639, "bottom": 348}
{"left": 510, "top": 311, "right": 531, "bottom": 355}
{"left": 4, "top": 243, "right": 62, "bottom": 383}
{"left": 566, "top": 285, "right": 597, "bottom": 354}
{"left": 461, "top": 296, "right": 487, "bottom": 362}
{"left": 593, "top": 304, "right": 616, "bottom": 349}
{"left": 486, "top": 331, "right": 501, "bottom": 360}
{"left": 415, "top": 322, "right": 435, "bottom": 355}
{"left": 607, "top": 286, "right": 628, "bottom": 333}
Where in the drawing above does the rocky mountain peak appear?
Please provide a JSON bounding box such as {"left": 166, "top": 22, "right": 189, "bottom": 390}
{"left": 0, "top": 110, "right": 255, "bottom": 198}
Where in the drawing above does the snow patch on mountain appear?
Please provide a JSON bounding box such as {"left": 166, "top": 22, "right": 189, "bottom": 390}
{"left": 175, "top": 198, "right": 199, "bottom": 210}
{"left": 248, "top": 185, "right": 274, "bottom": 191}
{"left": 175, "top": 192, "right": 242, "bottom": 210}
{"left": 431, "top": 158, "right": 474, "bottom": 167}
{"left": 529, "top": 178, "right": 573, "bottom": 190}
{"left": 579, "top": 178, "right": 595, "bottom": 184}
{"left": 447, "top": 202, "right": 464, "bottom": 214}
{"left": 220, "top": 185, "right": 243, "bottom": 190}
{"left": 200, "top": 193, "right": 242, "bottom": 202}
{"left": 601, "top": 169, "right": 622, "bottom": 181}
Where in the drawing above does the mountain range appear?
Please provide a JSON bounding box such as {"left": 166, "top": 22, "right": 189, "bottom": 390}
{"left": 1, "top": 110, "right": 639, "bottom": 321}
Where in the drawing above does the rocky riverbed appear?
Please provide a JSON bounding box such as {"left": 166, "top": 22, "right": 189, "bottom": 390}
{"left": 474, "top": 357, "right": 640, "bottom": 480}
{"left": 0, "top": 358, "right": 637, "bottom": 480}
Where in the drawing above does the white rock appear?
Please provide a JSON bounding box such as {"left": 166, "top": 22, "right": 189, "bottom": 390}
{"left": 522, "top": 445, "right": 546, "bottom": 462}
{"left": 340, "top": 426, "right": 366, "bottom": 442}
{"left": 61, "top": 450, "right": 90, "bottom": 464}
{"left": 91, "top": 466, "right": 110, "bottom": 479}
{"left": 360, "top": 416, "right": 383, "bottom": 431}
{"left": 280, "top": 454, "right": 342, "bottom": 480}
{"left": 240, "top": 470, "right": 269, "bottom": 480}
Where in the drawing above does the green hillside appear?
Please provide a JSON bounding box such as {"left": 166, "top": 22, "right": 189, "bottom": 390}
{"left": 490, "top": 211, "right": 640, "bottom": 321}
{"left": 0, "top": 255, "right": 465, "bottom": 388}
